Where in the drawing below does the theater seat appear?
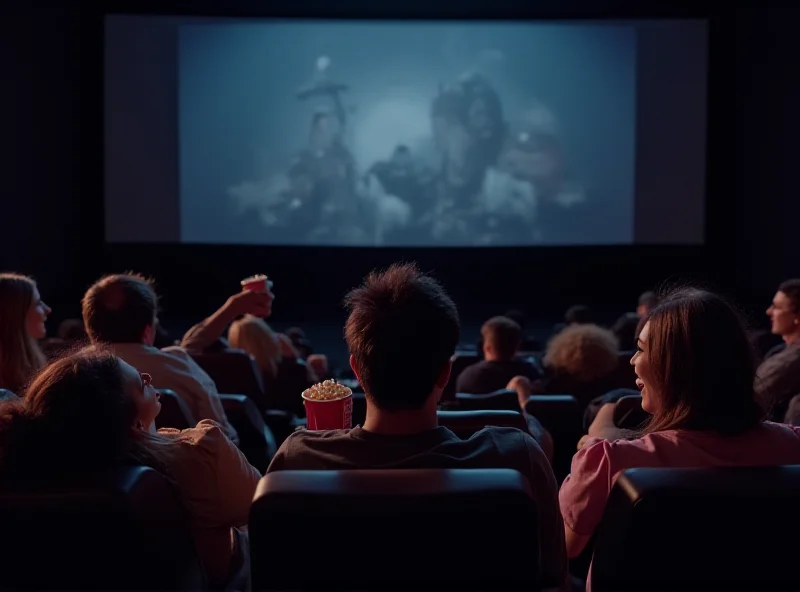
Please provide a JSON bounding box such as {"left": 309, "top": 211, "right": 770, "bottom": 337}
{"left": 612, "top": 393, "right": 649, "bottom": 430}
{"left": 219, "top": 394, "right": 278, "bottom": 473}
{"left": 591, "top": 465, "right": 800, "bottom": 591}
{"left": 250, "top": 469, "right": 540, "bottom": 591}
{"left": 442, "top": 351, "right": 481, "bottom": 402}
{"left": 437, "top": 409, "right": 530, "bottom": 438}
{"left": 0, "top": 465, "right": 205, "bottom": 590}
{"left": 524, "top": 395, "right": 582, "bottom": 481}
{"left": 0, "top": 388, "right": 19, "bottom": 402}
{"left": 454, "top": 388, "right": 520, "bottom": 411}
{"left": 192, "top": 349, "right": 267, "bottom": 410}
{"left": 155, "top": 388, "right": 196, "bottom": 430}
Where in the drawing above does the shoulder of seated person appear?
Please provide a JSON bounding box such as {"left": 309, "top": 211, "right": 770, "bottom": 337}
{"left": 287, "top": 428, "right": 353, "bottom": 442}
{"left": 160, "top": 345, "right": 192, "bottom": 359}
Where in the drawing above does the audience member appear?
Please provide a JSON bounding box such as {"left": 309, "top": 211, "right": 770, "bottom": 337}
{"left": 228, "top": 314, "right": 316, "bottom": 415}
{"left": 560, "top": 288, "right": 800, "bottom": 576}
{"left": 267, "top": 263, "right": 567, "bottom": 588}
{"left": 538, "top": 324, "right": 620, "bottom": 406}
{"left": 755, "top": 279, "right": 800, "bottom": 420}
{"left": 0, "top": 349, "right": 260, "bottom": 587}
{"left": 457, "top": 316, "right": 542, "bottom": 394}
{"left": 0, "top": 274, "right": 49, "bottom": 393}
{"left": 81, "top": 273, "right": 239, "bottom": 442}
{"left": 611, "top": 290, "right": 658, "bottom": 349}
{"left": 180, "top": 285, "right": 272, "bottom": 354}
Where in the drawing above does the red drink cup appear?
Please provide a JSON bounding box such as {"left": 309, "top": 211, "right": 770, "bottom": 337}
{"left": 241, "top": 274, "right": 270, "bottom": 293}
{"left": 302, "top": 381, "right": 353, "bottom": 430}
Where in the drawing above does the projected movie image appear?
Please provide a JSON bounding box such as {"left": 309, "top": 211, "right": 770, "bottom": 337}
{"left": 179, "top": 22, "right": 636, "bottom": 246}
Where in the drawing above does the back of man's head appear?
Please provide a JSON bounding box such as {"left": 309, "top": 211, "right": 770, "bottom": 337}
{"left": 481, "top": 316, "right": 522, "bottom": 361}
{"left": 345, "top": 263, "right": 460, "bottom": 411}
{"left": 82, "top": 274, "right": 158, "bottom": 344}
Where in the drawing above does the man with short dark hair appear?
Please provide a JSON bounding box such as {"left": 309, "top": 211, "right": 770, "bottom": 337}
{"left": 82, "top": 273, "right": 266, "bottom": 442}
{"left": 756, "top": 279, "right": 800, "bottom": 420}
{"left": 267, "top": 263, "right": 566, "bottom": 587}
{"left": 457, "top": 316, "right": 542, "bottom": 394}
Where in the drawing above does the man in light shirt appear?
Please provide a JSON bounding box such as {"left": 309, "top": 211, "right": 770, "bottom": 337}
{"left": 81, "top": 273, "right": 270, "bottom": 442}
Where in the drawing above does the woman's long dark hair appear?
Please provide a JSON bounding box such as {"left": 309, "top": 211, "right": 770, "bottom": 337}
{"left": 642, "top": 288, "right": 763, "bottom": 436}
{"left": 0, "top": 349, "right": 174, "bottom": 482}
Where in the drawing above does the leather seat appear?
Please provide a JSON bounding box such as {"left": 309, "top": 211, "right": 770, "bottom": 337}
{"left": 524, "top": 395, "right": 582, "bottom": 481}
{"left": 454, "top": 388, "right": 520, "bottom": 411}
{"left": 0, "top": 465, "right": 205, "bottom": 590}
{"left": 0, "top": 388, "right": 19, "bottom": 402}
{"left": 219, "top": 394, "right": 278, "bottom": 472}
{"left": 591, "top": 465, "right": 800, "bottom": 591}
{"left": 442, "top": 351, "right": 481, "bottom": 402}
{"left": 249, "top": 468, "right": 540, "bottom": 591}
{"left": 191, "top": 349, "right": 267, "bottom": 410}
{"left": 612, "top": 393, "right": 649, "bottom": 430}
{"left": 437, "top": 409, "right": 530, "bottom": 438}
{"left": 154, "top": 388, "right": 195, "bottom": 430}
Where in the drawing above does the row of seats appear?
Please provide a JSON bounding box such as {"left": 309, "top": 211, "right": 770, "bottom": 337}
{"left": 4, "top": 464, "right": 798, "bottom": 590}
{"left": 188, "top": 350, "right": 645, "bottom": 480}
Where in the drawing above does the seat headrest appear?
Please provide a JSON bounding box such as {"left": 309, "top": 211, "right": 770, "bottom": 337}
{"left": 250, "top": 469, "right": 540, "bottom": 590}
{"left": 0, "top": 465, "right": 204, "bottom": 590}
{"left": 454, "top": 389, "right": 519, "bottom": 410}
{"left": 592, "top": 465, "right": 800, "bottom": 591}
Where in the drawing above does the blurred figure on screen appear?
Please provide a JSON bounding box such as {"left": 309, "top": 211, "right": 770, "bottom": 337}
{"left": 499, "top": 105, "right": 588, "bottom": 243}
{"left": 364, "top": 145, "right": 437, "bottom": 244}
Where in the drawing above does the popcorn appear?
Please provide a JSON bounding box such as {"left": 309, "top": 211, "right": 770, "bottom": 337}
{"left": 302, "top": 379, "right": 352, "bottom": 401}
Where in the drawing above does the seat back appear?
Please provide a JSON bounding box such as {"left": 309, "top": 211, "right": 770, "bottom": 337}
{"left": 442, "top": 351, "right": 480, "bottom": 402}
{"left": 250, "top": 469, "right": 540, "bottom": 591}
{"left": 437, "top": 409, "right": 530, "bottom": 439}
{"left": 0, "top": 388, "right": 19, "bottom": 402}
{"left": 524, "top": 395, "right": 582, "bottom": 480}
{"left": 154, "top": 388, "right": 196, "bottom": 430}
{"left": 192, "top": 349, "right": 267, "bottom": 409}
{"left": 592, "top": 465, "right": 800, "bottom": 591}
{"left": 219, "top": 394, "right": 278, "bottom": 472}
{"left": 454, "top": 389, "right": 520, "bottom": 411}
{"left": 0, "top": 465, "right": 205, "bottom": 590}
{"left": 612, "top": 393, "right": 649, "bottom": 430}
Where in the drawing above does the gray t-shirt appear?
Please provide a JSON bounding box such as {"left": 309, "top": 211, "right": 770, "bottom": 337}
{"left": 267, "top": 425, "right": 567, "bottom": 587}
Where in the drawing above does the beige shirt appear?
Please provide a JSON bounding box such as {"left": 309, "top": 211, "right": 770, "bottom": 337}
{"left": 113, "top": 343, "right": 238, "bottom": 443}
{"left": 159, "top": 420, "right": 262, "bottom": 586}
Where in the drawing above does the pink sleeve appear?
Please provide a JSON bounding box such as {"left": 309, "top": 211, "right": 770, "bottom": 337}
{"left": 559, "top": 438, "right": 617, "bottom": 536}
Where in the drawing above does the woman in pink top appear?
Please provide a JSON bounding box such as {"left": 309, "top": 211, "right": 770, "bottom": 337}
{"left": 560, "top": 288, "right": 800, "bottom": 563}
{"left": 0, "top": 349, "right": 261, "bottom": 588}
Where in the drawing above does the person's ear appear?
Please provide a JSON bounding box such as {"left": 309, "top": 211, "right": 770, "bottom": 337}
{"left": 349, "top": 354, "right": 361, "bottom": 382}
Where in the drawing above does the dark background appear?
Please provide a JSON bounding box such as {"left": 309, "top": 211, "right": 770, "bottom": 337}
{"left": 1, "top": 1, "right": 794, "bottom": 351}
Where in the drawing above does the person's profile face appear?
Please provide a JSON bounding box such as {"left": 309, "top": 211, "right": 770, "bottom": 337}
{"left": 631, "top": 321, "right": 658, "bottom": 414}
{"left": 120, "top": 360, "right": 161, "bottom": 428}
{"left": 767, "top": 291, "right": 799, "bottom": 337}
{"left": 26, "top": 285, "right": 51, "bottom": 340}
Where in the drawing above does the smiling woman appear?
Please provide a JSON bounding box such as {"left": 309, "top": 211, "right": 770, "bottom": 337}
{"left": 559, "top": 288, "right": 800, "bottom": 568}
{"left": 0, "top": 273, "right": 49, "bottom": 393}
